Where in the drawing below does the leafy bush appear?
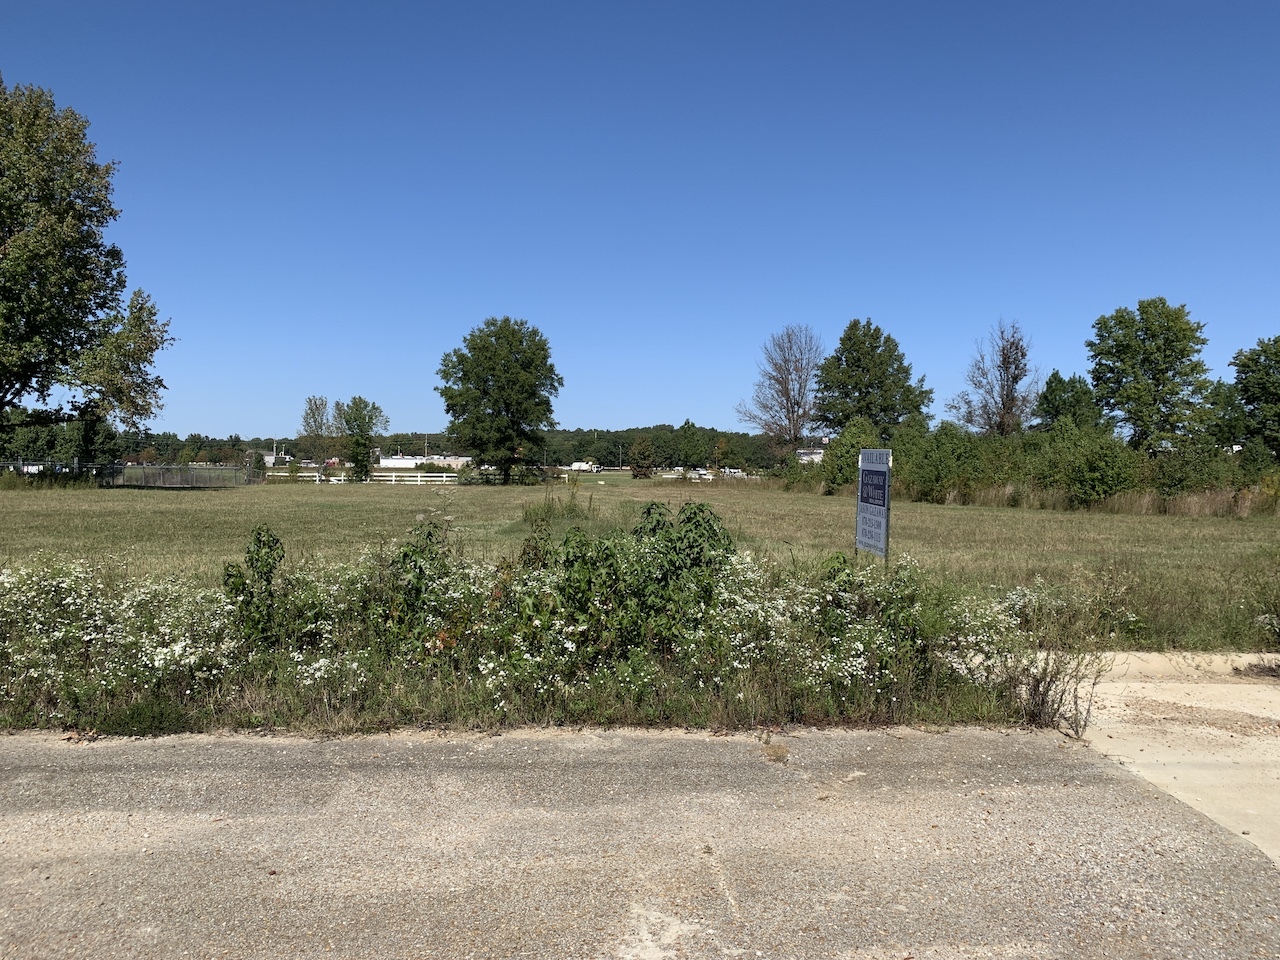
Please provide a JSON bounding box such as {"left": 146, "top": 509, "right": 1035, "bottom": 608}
{"left": 222, "top": 525, "right": 285, "bottom": 644}
{"left": 0, "top": 505, "right": 1112, "bottom": 735}
{"left": 822, "top": 418, "right": 878, "bottom": 494}
{"left": 1029, "top": 420, "right": 1142, "bottom": 508}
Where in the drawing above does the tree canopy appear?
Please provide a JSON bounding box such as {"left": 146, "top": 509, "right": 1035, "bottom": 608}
{"left": 436, "top": 316, "right": 563, "bottom": 484}
{"left": 333, "top": 396, "right": 389, "bottom": 481}
{"left": 1086, "top": 297, "right": 1211, "bottom": 455}
{"left": 300, "top": 396, "right": 334, "bottom": 439}
{"left": 813, "top": 319, "right": 932, "bottom": 434}
{"left": 1033, "top": 371, "right": 1106, "bottom": 431}
{"left": 1232, "top": 335, "right": 1280, "bottom": 459}
{"left": 735, "top": 323, "right": 823, "bottom": 450}
{"left": 0, "top": 75, "right": 170, "bottom": 430}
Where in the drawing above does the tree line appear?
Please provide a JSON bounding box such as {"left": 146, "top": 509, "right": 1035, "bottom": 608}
{"left": 737, "top": 303, "right": 1278, "bottom": 504}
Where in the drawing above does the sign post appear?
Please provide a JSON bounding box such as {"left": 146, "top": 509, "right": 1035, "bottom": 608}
{"left": 856, "top": 449, "right": 892, "bottom": 561}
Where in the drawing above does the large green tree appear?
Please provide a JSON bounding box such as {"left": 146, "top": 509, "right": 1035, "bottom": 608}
{"left": 1231, "top": 335, "right": 1280, "bottom": 459}
{"left": 1086, "top": 297, "right": 1211, "bottom": 455}
{"left": 814, "top": 319, "right": 932, "bottom": 434}
{"left": 333, "top": 396, "right": 389, "bottom": 481}
{"left": 436, "top": 316, "right": 563, "bottom": 484}
{"left": 0, "top": 76, "right": 171, "bottom": 429}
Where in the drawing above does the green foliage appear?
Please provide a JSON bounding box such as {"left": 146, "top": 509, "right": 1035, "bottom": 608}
{"left": 0, "top": 76, "right": 170, "bottom": 426}
{"left": 0, "top": 404, "right": 122, "bottom": 463}
{"left": 222, "top": 525, "right": 285, "bottom": 645}
{"left": 297, "top": 395, "right": 339, "bottom": 463}
{"left": 437, "top": 316, "right": 563, "bottom": 484}
{"left": 1032, "top": 419, "right": 1142, "bottom": 508}
{"left": 7, "top": 507, "right": 1269, "bottom": 734}
{"left": 1087, "top": 297, "right": 1211, "bottom": 455}
{"left": 822, "top": 417, "right": 877, "bottom": 493}
{"left": 333, "top": 396, "right": 389, "bottom": 481}
{"left": 1232, "top": 335, "right": 1280, "bottom": 459}
{"left": 814, "top": 319, "right": 933, "bottom": 434}
{"left": 768, "top": 454, "right": 825, "bottom": 491}
{"left": 1235, "top": 438, "right": 1279, "bottom": 484}
{"left": 70, "top": 290, "right": 173, "bottom": 431}
{"left": 1202, "top": 379, "right": 1250, "bottom": 449}
{"left": 1034, "top": 370, "right": 1106, "bottom": 430}
{"left": 676, "top": 418, "right": 709, "bottom": 468}
{"left": 300, "top": 395, "right": 333, "bottom": 438}
{"left": 910, "top": 422, "right": 985, "bottom": 504}
{"left": 628, "top": 434, "right": 656, "bottom": 478}
{"left": 536, "top": 424, "right": 773, "bottom": 474}
{"left": 1141, "top": 436, "right": 1239, "bottom": 497}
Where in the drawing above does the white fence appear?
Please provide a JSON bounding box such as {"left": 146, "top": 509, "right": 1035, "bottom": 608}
{"left": 267, "top": 470, "right": 457, "bottom": 485}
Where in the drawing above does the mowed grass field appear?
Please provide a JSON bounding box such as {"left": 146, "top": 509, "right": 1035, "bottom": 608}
{"left": 3, "top": 477, "right": 1276, "bottom": 649}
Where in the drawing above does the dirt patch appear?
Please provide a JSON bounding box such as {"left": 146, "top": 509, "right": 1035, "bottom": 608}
{"left": 1123, "top": 695, "right": 1280, "bottom": 735}
{"left": 1236, "top": 656, "right": 1280, "bottom": 680}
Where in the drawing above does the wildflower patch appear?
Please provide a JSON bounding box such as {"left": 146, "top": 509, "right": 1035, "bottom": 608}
{"left": 0, "top": 503, "right": 1107, "bottom": 734}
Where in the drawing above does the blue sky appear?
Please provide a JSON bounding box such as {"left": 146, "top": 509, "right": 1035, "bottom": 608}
{"left": 4, "top": 1, "right": 1277, "bottom": 440}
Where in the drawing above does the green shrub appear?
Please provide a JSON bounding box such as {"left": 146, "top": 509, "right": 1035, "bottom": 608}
{"left": 822, "top": 418, "right": 877, "bottom": 494}
{"left": 0, "top": 505, "right": 1109, "bottom": 735}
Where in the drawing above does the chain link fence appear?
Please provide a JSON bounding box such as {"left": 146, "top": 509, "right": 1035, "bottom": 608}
{"left": 2, "top": 461, "right": 265, "bottom": 487}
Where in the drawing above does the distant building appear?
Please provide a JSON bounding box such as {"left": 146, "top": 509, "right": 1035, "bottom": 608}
{"left": 796, "top": 448, "right": 825, "bottom": 464}
{"left": 385, "top": 454, "right": 474, "bottom": 471}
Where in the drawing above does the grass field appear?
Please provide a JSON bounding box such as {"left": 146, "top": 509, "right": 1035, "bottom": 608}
{"left": 3, "top": 478, "right": 1277, "bottom": 649}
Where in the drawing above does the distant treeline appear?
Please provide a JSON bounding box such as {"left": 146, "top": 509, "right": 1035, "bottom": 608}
{"left": 3, "top": 408, "right": 1275, "bottom": 511}
{"left": 0, "top": 413, "right": 776, "bottom": 473}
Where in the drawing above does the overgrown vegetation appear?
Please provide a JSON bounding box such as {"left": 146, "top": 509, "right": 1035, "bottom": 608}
{"left": 0, "top": 503, "right": 1136, "bottom": 737}
{"left": 3, "top": 482, "right": 1276, "bottom": 651}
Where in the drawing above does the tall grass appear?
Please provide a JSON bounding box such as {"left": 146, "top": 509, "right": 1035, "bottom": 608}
{"left": 2, "top": 480, "right": 1276, "bottom": 649}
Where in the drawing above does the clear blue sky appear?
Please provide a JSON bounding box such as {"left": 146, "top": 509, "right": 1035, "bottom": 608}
{"left": 4, "top": 1, "right": 1277, "bottom": 440}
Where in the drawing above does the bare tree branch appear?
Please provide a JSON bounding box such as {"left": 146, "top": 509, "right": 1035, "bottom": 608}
{"left": 736, "top": 324, "right": 824, "bottom": 448}
{"left": 947, "top": 319, "right": 1040, "bottom": 436}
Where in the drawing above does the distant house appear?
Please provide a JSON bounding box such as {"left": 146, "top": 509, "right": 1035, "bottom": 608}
{"left": 796, "top": 448, "right": 825, "bottom": 464}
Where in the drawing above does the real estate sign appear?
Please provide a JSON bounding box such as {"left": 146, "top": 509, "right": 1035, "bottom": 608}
{"left": 856, "top": 448, "right": 892, "bottom": 558}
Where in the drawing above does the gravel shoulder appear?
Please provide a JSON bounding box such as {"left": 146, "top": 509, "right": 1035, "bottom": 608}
{"left": 3, "top": 722, "right": 1279, "bottom": 959}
